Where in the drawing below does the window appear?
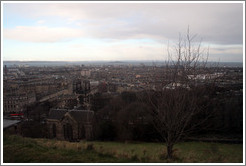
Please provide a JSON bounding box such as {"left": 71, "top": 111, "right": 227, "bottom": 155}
{"left": 63, "top": 123, "right": 73, "bottom": 141}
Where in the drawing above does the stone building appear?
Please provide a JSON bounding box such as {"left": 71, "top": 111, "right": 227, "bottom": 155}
{"left": 3, "top": 92, "right": 36, "bottom": 115}
{"left": 81, "top": 70, "right": 91, "bottom": 77}
{"left": 72, "top": 79, "right": 90, "bottom": 94}
{"left": 56, "top": 94, "right": 78, "bottom": 109}
{"left": 46, "top": 109, "right": 94, "bottom": 141}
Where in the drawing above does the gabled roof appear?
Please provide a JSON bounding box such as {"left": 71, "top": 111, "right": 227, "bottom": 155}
{"left": 47, "top": 109, "right": 68, "bottom": 120}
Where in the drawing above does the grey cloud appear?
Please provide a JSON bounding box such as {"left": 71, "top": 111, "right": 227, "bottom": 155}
{"left": 4, "top": 3, "right": 243, "bottom": 45}
{"left": 73, "top": 3, "right": 243, "bottom": 45}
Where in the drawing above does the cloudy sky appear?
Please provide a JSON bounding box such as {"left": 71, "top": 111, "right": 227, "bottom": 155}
{"left": 2, "top": 2, "right": 244, "bottom": 62}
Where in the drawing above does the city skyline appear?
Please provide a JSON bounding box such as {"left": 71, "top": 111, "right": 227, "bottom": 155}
{"left": 2, "top": 1, "right": 244, "bottom": 62}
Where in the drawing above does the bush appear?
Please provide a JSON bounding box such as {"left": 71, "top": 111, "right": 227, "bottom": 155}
{"left": 20, "top": 121, "right": 47, "bottom": 138}
{"left": 97, "top": 121, "right": 117, "bottom": 141}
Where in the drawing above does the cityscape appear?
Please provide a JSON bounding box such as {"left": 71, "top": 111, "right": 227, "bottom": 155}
{"left": 2, "top": 1, "right": 244, "bottom": 164}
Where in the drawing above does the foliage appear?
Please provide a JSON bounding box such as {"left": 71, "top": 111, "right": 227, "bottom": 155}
{"left": 91, "top": 86, "right": 242, "bottom": 143}
{"left": 96, "top": 121, "right": 117, "bottom": 141}
{"left": 20, "top": 121, "right": 47, "bottom": 138}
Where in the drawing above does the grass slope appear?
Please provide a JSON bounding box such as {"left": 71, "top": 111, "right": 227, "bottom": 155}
{"left": 3, "top": 134, "right": 243, "bottom": 163}
{"left": 3, "top": 135, "right": 132, "bottom": 163}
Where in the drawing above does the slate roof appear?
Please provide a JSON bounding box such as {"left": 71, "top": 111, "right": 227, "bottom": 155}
{"left": 47, "top": 109, "right": 68, "bottom": 120}
{"left": 68, "top": 110, "right": 94, "bottom": 123}
{"left": 47, "top": 109, "right": 94, "bottom": 123}
{"left": 3, "top": 119, "right": 21, "bottom": 129}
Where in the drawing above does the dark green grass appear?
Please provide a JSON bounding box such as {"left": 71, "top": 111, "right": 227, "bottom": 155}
{"left": 90, "top": 141, "right": 243, "bottom": 163}
{"left": 3, "top": 134, "right": 133, "bottom": 163}
{"left": 3, "top": 134, "right": 243, "bottom": 163}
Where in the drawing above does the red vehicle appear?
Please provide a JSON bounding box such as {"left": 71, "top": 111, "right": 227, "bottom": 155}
{"left": 9, "top": 113, "right": 24, "bottom": 119}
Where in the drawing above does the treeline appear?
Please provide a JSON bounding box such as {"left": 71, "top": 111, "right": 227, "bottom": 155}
{"left": 92, "top": 91, "right": 161, "bottom": 141}
{"left": 91, "top": 85, "right": 243, "bottom": 142}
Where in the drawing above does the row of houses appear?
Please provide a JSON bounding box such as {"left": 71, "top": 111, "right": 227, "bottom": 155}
{"left": 3, "top": 92, "right": 36, "bottom": 115}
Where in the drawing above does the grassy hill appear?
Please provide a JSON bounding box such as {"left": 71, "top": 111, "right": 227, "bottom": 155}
{"left": 3, "top": 134, "right": 243, "bottom": 163}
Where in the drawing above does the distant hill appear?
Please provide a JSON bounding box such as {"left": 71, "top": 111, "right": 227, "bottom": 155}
{"left": 3, "top": 60, "right": 243, "bottom": 67}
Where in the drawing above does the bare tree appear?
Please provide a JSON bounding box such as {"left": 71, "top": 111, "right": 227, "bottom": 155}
{"left": 148, "top": 28, "right": 217, "bottom": 159}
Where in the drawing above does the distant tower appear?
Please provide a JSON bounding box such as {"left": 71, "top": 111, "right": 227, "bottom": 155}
{"left": 4, "top": 65, "right": 8, "bottom": 75}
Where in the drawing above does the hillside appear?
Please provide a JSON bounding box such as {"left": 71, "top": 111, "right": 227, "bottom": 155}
{"left": 3, "top": 134, "right": 243, "bottom": 163}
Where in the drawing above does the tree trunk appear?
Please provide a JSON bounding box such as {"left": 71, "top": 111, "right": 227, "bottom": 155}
{"left": 167, "top": 144, "right": 173, "bottom": 159}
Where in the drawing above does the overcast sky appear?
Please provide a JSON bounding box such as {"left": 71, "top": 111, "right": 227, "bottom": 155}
{"left": 2, "top": 2, "right": 244, "bottom": 62}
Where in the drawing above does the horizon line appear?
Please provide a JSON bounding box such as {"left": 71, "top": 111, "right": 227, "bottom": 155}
{"left": 2, "top": 60, "right": 243, "bottom": 63}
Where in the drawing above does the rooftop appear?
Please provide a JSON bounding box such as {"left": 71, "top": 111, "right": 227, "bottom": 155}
{"left": 3, "top": 119, "right": 21, "bottom": 129}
